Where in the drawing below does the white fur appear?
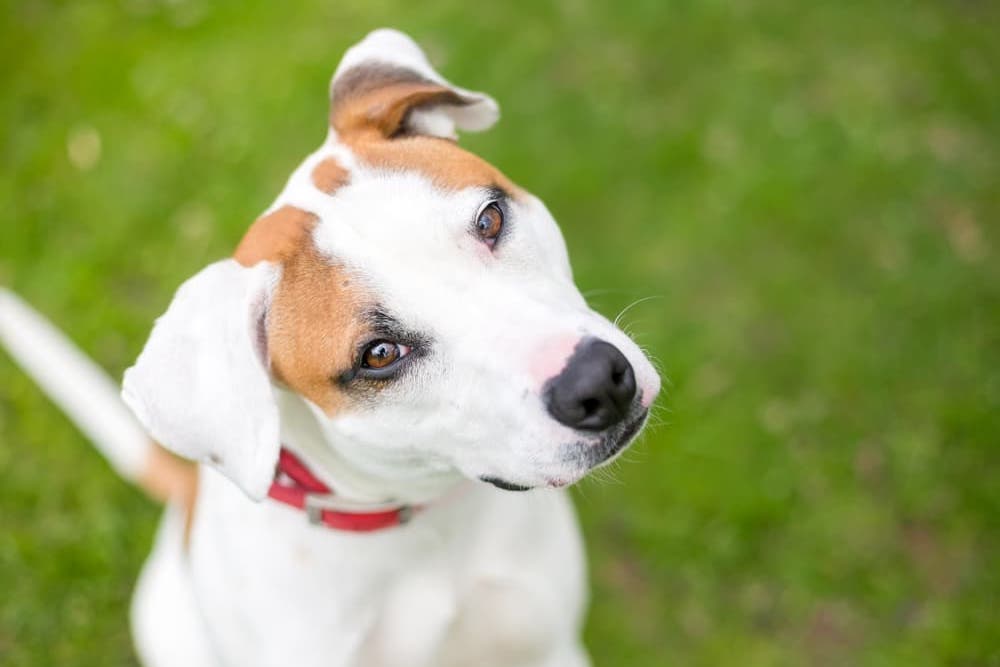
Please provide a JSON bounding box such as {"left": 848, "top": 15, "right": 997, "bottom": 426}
{"left": 122, "top": 260, "right": 281, "bottom": 499}
{"left": 131, "top": 504, "right": 217, "bottom": 667}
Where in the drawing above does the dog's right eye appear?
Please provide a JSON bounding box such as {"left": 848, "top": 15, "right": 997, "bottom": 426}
{"left": 361, "top": 340, "right": 411, "bottom": 370}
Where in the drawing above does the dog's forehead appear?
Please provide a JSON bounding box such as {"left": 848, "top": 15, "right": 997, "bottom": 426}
{"left": 237, "top": 138, "right": 510, "bottom": 262}
{"left": 312, "top": 166, "right": 487, "bottom": 249}
{"left": 302, "top": 135, "right": 527, "bottom": 265}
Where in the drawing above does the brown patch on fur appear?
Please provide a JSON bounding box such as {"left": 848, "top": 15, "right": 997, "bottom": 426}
{"left": 311, "top": 158, "right": 350, "bottom": 194}
{"left": 138, "top": 443, "right": 199, "bottom": 543}
{"left": 234, "top": 203, "right": 365, "bottom": 414}
{"left": 330, "top": 64, "right": 518, "bottom": 193}
{"left": 267, "top": 242, "right": 367, "bottom": 415}
{"left": 233, "top": 205, "right": 316, "bottom": 266}
{"left": 234, "top": 206, "right": 319, "bottom": 267}
{"left": 350, "top": 131, "right": 518, "bottom": 193}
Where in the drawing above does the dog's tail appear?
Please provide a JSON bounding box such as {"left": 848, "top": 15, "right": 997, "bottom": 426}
{"left": 0, "top": 288, "right": 194, "bottom": 504}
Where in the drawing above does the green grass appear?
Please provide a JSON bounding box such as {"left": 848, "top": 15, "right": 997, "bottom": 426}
{"left": 2, "top": 1, "right": 998, "bottom": 664}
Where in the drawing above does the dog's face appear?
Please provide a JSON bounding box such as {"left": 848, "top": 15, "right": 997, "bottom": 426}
{"left": 123, "top": 30, "right": 660, "bottom": 499}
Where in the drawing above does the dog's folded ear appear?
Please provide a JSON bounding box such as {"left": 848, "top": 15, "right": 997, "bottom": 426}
{"left": 122, "top": 260, "right": 280, "bottom": 500}
{"left": 330, "top": 28, "right": 499, "bottom": 140}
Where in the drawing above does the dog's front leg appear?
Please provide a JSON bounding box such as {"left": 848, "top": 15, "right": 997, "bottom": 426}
{"left": 352, "top": 574, "right": 457, "bottom": 667}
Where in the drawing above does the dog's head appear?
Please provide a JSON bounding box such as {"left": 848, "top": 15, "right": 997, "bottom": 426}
{"left": 123, "top": 29, "right": 660, "bottom": 500}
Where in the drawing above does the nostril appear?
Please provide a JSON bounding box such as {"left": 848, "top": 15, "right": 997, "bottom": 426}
{"left": 581, "top": 397, "right": 600, "bottom": 416}
{"left": 615, "top": 363, "right": 636, "bottom": 400}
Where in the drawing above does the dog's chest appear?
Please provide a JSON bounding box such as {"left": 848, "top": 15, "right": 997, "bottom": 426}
{"left": 183, "top": 468, "right": 586, "bottom": 667}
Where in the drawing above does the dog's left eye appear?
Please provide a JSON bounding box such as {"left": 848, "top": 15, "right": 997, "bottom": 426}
{"left": 361, "top": 340, "right": 411, "bottom": 370}
{"left": 474, "top": 201, "right": 504, "bottom": 248}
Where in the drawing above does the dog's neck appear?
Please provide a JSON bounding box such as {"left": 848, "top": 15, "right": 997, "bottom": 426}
{"left": 273, "top": 388, "right": 467, "bottom": 506}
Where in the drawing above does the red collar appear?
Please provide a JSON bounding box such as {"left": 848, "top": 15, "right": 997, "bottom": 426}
{"left": 268, "top": 448, "right": 416, "bottom": 532}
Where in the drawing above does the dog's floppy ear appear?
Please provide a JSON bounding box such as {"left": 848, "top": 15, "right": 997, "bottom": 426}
{"left": 122, "top": 260, "right": 279, "bottom": 500}
{"left": 330, "top": 28, "right": 499, "bottom": 140}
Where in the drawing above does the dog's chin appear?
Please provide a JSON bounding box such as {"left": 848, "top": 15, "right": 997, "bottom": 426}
{"left": 477, "top": 407, "right": 650, "bottom": 492}
{"left": 583, "top": 407, "right": 649, "bottom": 469}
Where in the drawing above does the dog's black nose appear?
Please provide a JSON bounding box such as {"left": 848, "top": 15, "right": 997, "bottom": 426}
{"left": 544, "top": 338, "right": 637, "bottom": 431}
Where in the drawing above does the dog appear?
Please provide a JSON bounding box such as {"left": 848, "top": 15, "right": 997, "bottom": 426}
{"left": 0, "top": 29, "right": 660, "bottom": 667}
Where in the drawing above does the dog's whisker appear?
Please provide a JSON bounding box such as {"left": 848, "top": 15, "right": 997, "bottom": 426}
{"left": 613, "top": 295, "right": 663, "bottom": 328}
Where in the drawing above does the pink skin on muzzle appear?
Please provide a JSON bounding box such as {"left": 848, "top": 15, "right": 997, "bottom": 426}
{"left": 640, "top": 380, "right": 659, "bottom": 408}
{"left": 526, "top": 334, "right": 582, "bottom": 393}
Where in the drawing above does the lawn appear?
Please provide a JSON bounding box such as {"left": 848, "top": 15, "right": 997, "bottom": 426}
{"left": 1, "top": 1, "right": 998, "bottom": 665}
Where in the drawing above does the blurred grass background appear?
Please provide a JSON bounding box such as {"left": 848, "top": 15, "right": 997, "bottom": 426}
{"left": 1, "top": 0, "right": 998, "bottom": 665}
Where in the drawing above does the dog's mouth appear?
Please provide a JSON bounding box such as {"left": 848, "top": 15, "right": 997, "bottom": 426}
{"left": 479, "top": 476, "right": 533, "bottom": 492}
{"left": 479, "top": 405, "right": 650, "bottom": 492}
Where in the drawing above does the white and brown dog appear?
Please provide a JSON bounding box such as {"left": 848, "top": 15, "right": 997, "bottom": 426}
{"left": 0, "top": 29, "right": 660, "bottom": 667}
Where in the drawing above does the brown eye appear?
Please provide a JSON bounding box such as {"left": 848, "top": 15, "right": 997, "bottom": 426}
{"left": 361, "top": 341, "right": 408, "bottom": 369}
{"left": 475, "top": 201, "right": 504, "bottom": 246}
